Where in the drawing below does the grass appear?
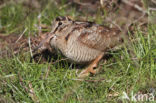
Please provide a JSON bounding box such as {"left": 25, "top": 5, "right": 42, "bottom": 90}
{"left": 0, "top": 0, "right": 156, "bottom": 103}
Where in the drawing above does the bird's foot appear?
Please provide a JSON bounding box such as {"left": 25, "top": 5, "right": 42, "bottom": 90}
{"left": 78, "top": 64, "right": 97, "bottom": 78}
{"left": 78, "top": 53, "right": 104, "bottom": 78}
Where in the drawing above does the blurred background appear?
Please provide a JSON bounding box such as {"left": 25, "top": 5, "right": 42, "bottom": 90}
{"left": 0, "top": 0, "right": 151, "bottom": 34}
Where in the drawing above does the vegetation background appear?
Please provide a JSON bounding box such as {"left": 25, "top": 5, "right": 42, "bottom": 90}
{"left": 0, "top": 0, "right": 155, "bottom": 102}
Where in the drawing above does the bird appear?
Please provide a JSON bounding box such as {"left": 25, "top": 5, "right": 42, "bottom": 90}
{"left": 38, "top": 16, "right": 124, "bottom": 78}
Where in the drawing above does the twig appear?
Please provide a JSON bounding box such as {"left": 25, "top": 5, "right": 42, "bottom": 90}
{"left": 28, "top": 37, "right": 33, "bottom": 57}
{"left": 121, "top": 0, "right": 148, "bottom": 14}
{"left": 149, "top": 7, "right": 156, "bottom": 11}
{"left": 37, "top": 14, "right": 42, "bottom": 36}
{"left": 72, "top": 0, "right": 91, "bottom": 6}
{"left": 105, "top": 17, "right": 122, "bottom": 31}
{"left": 45, "top": 65, "right": 51, "bottom": 79}
{"left": 15, "top": 28, "right": 27, "bottom": 43}
{"left": 59, "top": 2, "right": 71, "bottom": 9}
{"left": 128, "top": 12, "right": 146, "bottom": 29}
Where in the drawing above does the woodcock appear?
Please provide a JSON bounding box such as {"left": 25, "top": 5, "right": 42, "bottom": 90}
{"left": 38, "top": 16, "right": 124, "bottom": 78}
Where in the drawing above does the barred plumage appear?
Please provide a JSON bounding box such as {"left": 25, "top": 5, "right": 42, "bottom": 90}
{"left": 49, "top": 16, "right": 123, "bottom": 77}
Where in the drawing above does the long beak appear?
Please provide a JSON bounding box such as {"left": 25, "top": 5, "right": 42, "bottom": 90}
{"left": 33, "top": 33, "right": 54, "bottom": 52}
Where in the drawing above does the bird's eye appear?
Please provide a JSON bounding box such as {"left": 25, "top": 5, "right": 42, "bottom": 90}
{"left": 58, "top": 22, "right": 62, "bottom": 25}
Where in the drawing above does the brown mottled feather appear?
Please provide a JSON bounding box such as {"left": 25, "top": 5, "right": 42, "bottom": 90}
{"left": 78, "top": 24, "right": 121, "bottom": 51}
{"left": 49, "top": 16, "right": 123, "bottom": 63}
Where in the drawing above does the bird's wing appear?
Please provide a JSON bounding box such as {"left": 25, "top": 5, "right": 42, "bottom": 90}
{"left": 78, "top": 25, "right": 122, "bottom": 51}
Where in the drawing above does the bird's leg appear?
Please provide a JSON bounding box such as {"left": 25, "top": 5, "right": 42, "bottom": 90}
{"left": 78, "top": 53, "right": 104, "bottom": 78}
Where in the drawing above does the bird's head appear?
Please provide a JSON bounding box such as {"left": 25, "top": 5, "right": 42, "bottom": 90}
{"left": 50, "top": 16, "right": 73, "bottom": 46}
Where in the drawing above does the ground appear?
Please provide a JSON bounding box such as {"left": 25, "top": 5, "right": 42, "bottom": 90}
{"left": 0, "top": 0, "right": 156, "bottom": 103}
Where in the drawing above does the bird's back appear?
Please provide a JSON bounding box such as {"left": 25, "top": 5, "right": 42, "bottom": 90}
{"left": 62, "top": 21, "right": 123, "bottom": 63}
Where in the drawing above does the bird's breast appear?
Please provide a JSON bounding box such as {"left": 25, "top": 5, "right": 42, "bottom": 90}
{"left": 63, "top": 39, "right": 101, "bottom": 63}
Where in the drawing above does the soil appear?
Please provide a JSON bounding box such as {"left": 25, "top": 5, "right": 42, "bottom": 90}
{"left": 0, "top": 33, "right": 53, "bottom": 61}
